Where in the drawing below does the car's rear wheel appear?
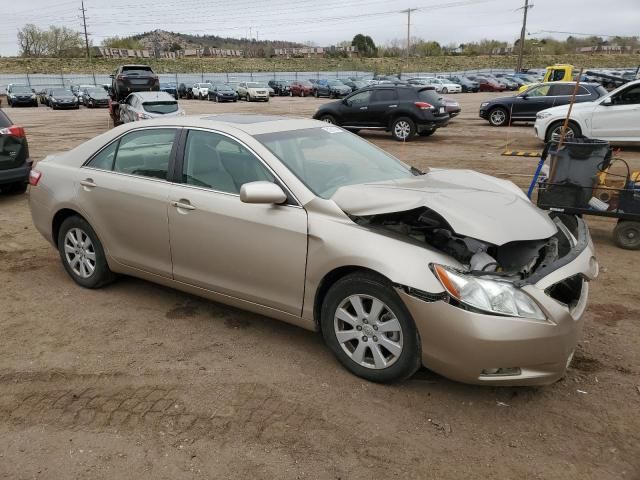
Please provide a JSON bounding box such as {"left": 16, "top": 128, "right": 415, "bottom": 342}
{"left": 391, "top": 117, "right": 416, "bottom": 141}
{"left": 321, "top": 272, "right": 421, "bottom": 383}
{"left": 614, "top": 221, "right": 640, "bottom": 250}
{"left": 488, "top": 107, "right": 509, "bottom": 127}
{"left": 442, "top": 87, "right": 448, "bottom": 94}
{"left": 319, "top": 114, "right": 336, "bottom": 124}
{"left": 546, "top": 121, "right": 581, "bottom": 143}
{"left": 57, "top": 216, "right": 115, "bottom": 289}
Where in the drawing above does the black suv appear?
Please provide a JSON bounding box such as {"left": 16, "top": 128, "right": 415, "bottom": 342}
{"left": 110, "top": 65, "right": 160, "bottom": 102}
{"left": 479, "top": 82, "right": 608, "bottom": 126}
{"left": 0, "top": 109, "right": 31, "bottom": 193}
{"left": 313, "top": 85, "right": 449, "bottom": 141}
{"left": 268, "top": 80, "right": 291, "bottom": 96}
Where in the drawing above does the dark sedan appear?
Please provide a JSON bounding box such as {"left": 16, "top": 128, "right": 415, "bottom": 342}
{"left": 314, "top": 80, "right": 352, "bottom": 98}
{"left": 268, "top": 80, "right": 292, "bottom": 96}
{"left": 446, "top": 75, "right": 479, "bottom": 93}
{"left": 82, "top": 87, "right": 110, "bottom": 108}
{"left": 7, "top": 85, "right": 38, "bottom": 107}
{"left": 47, "top": 89, "right": 79, "bottom": 109}
{"left": 208, "top": 84, "right": 238, "bottom": 102}
{"left": 341, "top": 79, "right": 368, "bottom": 92}
{"left": 479, "top": 82, "right": 607, "bottom": 126}
{"left": 160, "top": 83, "right": 179, "bottom": 100}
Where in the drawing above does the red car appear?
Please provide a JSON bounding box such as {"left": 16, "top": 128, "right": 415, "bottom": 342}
{"left": 289, "top": 80, "right": 314, "bottom": 97}
{"left": 474, "top": 76, "right": 506, "bottom": 92}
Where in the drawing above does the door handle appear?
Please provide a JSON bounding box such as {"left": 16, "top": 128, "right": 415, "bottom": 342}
{"left": 359, "top": 106, "right": 368, "bottom": 110}
{"left": 171, "top": 200, "right": 196, "bottom": 211}
{"left": 388, "top": 104, "right": 398, "bottom": 108}
{"left": 80, "top": 178, "right": 96, "bottom": 188}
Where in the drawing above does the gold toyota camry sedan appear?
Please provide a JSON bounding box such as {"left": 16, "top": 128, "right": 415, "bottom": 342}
{"left": 29, "top": 114, "right": 599, "bottom": 385}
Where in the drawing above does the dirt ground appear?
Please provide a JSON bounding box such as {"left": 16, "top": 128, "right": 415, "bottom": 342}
{"left": 1, "top": 93, "right": 639, "bottom": 479}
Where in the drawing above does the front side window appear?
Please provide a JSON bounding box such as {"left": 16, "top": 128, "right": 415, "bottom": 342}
{"left": 346, "top": 90, "right": 371, "bottom": 107}
{"left": 182, "top": 130, "right": 274, "bottom": 194}
{"left": 112, "top": 129, "right": 176, "bottom": 180}
{"left": 611, "top": 85, "right": 640, "bottom": 105}
{"left": 526, "top": 85, "right": 551, "bottom": 97}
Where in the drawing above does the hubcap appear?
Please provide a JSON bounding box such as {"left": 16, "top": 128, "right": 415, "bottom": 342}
{"left": 64, "top": 228, "right": 96, "bottom": 279}
{"left": 490, "top": 110, "right": 506, "bottom": 125}
{"left": 394, "top": 121, "right": 411, "bottom": 139}
{"left": 322, "top": 116, "right": 334, "bottom": 124}
{"left": 334, "top": 294, "right": 403, "bottom": 370}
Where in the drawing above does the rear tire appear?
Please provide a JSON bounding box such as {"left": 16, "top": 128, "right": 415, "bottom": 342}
{"left": 57, "top": 216, "right": 115, "bottom": 289}
{"left": 488, "top": 107, "right": 509, "bottom": 127}
{"left": 391, "top": 117, "right": 416, "bottom": 141}
{"left": 320, "top": 272, "right": 421, "bottom": 383}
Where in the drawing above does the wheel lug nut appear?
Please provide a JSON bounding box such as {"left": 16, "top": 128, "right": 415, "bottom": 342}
{"left": 373, "top": 336, "right": 378, "bottom": 342}
{"left": 373, "top": 325, "right": 378, "bottom": 331}
{"left": 356, "top": 325, "right": 362, "bottom": 331}
{"left": 362, "top": 336, "right": 368, "bottom": 342}
{"left": 363, "top": 319, "right": 368, "bottom": 324}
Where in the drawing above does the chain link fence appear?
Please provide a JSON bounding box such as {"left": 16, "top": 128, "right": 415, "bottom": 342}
{"left": 0, "top": 68, "right": 521, "bottom": 94}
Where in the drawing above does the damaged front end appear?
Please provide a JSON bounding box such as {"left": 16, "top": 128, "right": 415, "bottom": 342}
{"left": 352, "top": 207, "right": 596, "bottom": 315}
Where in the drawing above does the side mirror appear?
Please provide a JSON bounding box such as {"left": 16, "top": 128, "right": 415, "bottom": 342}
{"left": 240, "top": 181, "right": 287, "bottom": 205}
{"left": 521, "top": 93, "right": 528, "bottom": 99}
{"left": 602, "top": 97, "right": 613, "bottom": 106}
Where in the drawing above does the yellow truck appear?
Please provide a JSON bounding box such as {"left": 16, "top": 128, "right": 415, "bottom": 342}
{"left": 518, "top": 64, "right": 574, "bottom": 92}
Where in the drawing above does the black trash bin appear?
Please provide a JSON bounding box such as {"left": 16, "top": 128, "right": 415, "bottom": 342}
{"left": 538, "top": 138, "right": 611, "bottom": 210}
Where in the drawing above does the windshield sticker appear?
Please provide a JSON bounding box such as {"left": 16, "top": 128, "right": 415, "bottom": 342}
{"left": 322, "top": 126, "right": 343, "bottom": 134}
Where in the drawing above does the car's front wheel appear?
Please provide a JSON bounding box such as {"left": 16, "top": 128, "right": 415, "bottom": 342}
{"left": 57, "top": 216, "right": 115, "bottom": 288}
{"left": 391, "top": 117, "right": 416, "bottom": 141}
{"left": 321, "top": 272, "right": 421, "bottom": 383}
{"left": 318, "top": 114, "right": 336, "bottom": 124}
{"left": 545, "top": 120, "right": 581, "bottom": 143}
{"left": 613, "top": 220, "right": 640, "bottom": 250}
{"left": 488, "top": 107, "right": 509, "bottom": 127}
{"left": 442, "top": 87, "right": 448, "bottom": 94}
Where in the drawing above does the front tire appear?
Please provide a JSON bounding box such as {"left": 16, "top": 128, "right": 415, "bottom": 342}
{"left": 488, "top": 107, "right": 509, "bottom": 127}
{"left": 319, "top": 114, "right": 336, "bottom": 124}
{"left": 613, "top": 221, "right": 640, "bottom": 250}
{"left": 545, "top": 120, "right": 582, "bottom": 143}
{"left": 320, "top": 272, "right": 421, "bottom": 383}
{"left": 57, "top": 216, "right": 115, "bottom": 289}
{"left": 391, "top": 117, "right": 416, "bottom": 141}
{"left": 442, "top": 87, "right": 448, "bottom": 94}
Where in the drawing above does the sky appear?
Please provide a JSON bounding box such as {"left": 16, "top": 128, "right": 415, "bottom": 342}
{"left": 1, "top": 0, "right": 639, "bottom": 56}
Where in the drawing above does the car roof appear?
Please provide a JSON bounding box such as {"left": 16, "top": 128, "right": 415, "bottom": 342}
{"left": 113, "top": 114, "right": 324, "bottom": 136}
{"left": 131, "top": 91, "right": 177, "bottom": 101}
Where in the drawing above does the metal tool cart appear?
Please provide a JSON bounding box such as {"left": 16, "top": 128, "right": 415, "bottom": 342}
{"left": 529, "top": 138, "right": 640, "bottom": 250}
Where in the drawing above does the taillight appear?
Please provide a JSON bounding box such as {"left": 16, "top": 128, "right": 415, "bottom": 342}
{"left": 414, "top": 101, "right": 433, "bottom": 110}
{"left": 0, "top": 125, "right": 26, "bottom": 137}
{"left": 29, "top": 169, "right": 42, "bottom": 186}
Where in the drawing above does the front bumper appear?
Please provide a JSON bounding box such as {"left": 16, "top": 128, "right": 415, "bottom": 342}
{"left": 51, "top": 101, "right": 78, "bottom": 109}
{"left": 10, "top": 97, "right": 36, "bottom": 105}
{"left": 479, "top": 109, "right": 489, "bottom": 119}
{"left": 0, "top": 161, "right": 31, "bottom": 185}
{"left": 400, "top": 219, "right": 598, "bottom": 386}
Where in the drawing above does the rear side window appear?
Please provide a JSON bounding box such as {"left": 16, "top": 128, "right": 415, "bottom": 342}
{"left": 87, "top": 129, "right": 176, "bottom": 180}
{"left": 373, "top": 89, "right": 397, "bottom": 102}
{"left": 0, "top": 111, "right": 11, "bottom": 128}
{"left": 549, "top": 84, "right": 579, "bottom": 96}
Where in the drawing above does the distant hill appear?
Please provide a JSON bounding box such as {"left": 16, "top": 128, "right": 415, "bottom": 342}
{"left": 129, "top": 29, "right": 305, "bottom": 56}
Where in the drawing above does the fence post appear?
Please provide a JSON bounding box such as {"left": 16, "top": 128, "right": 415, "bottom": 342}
{"left": 250, "top": 71, "right": 253, "bottom": 81}
{"left": 226, "top": 72, "right": 229, "bottom": 82}
{"left": 26, "top": 72, "right": 31, "bottom": 88}
{"left": 175, "top": 72, "right": 178, "bottom": 85}
{"left": 60, "top": 71, "right": 64, "bottom": 88}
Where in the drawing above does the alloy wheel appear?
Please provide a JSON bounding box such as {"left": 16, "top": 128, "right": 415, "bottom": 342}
{"left": 64, "top": 228, "right": 96, "bottom": 279}
{"left": 333, "top": 294, "right": 403, "bottom": 370}
{"left": 550, "top": 126, "right": 575, "bottom": 142}
{"left": 490, "top": 109, "right": 507, "bottom": 126}
{"left": 394, "top": 120, "right": 411, "bottom": 140}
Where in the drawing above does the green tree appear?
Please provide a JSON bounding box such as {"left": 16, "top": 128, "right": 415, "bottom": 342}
{"left": 102, "top": 36, "right": 144, "bottom": 50}
{"left": 352, "top": 34, "right": 377, "bottom": 57}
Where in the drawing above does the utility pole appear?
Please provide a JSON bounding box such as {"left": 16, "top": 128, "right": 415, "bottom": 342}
{"left": 80, "top": 1, "right": 90, "bottom": 59}
{"left": 403, "top": 8, "right": 415, "bottom": 58}
{"left": 516, "top": 0, "right": 532, "bottom": 72}
{"left": 80, "top": 1, "right": 95, "bottom": 84}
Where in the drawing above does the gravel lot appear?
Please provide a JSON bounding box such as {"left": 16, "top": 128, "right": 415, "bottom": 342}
{"left": 1, "top": 93, "right": 639, "bottom": 479}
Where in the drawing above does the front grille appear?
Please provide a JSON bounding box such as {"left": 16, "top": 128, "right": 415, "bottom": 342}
{"left": 545, "top": 274, "right": 583, "bottom": 308}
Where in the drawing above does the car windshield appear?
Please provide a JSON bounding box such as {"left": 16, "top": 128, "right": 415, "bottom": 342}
{"left": 247, "top": 82, "right": 266, "bottom": 88}
{"left": 328, "top": 80, "right": 344, "bottom": 86}
{"left": 11, "top": 86, "right": 32, "bottom": 93}
{"left": 142, "top": 101, "right": 178, "bottom": 114}
{"left": 300, "top": 81, "right": 313, "bottom": 87}
{"left": 52, "top": 89, "right": 71, "bottom": 96}
{"left": 255, "top": 127, "right": 417, "bottom": 198}
{"left": 217, "top": 85, "right": 234, "bottom": 91}
{"left": 122, "top": 66, "right": 153, "bottom": 75}
{"left": 87, "top": 88, "right": 106, "bottom": 96}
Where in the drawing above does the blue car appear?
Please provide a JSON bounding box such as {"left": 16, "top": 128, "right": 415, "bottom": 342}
{"left": 6, "top": 84, "right": 38, "bottom": 107}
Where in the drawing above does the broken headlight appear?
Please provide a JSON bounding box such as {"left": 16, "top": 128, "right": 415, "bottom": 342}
{"left": 432, "top": 264, "right": 546, "bottom": 320}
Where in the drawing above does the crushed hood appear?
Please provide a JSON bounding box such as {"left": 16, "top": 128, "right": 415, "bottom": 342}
{"left": 332, "top": 169, "right": 558, "bottom": 246}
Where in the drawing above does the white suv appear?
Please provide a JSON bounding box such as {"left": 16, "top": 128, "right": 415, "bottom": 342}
{"left": 191, "top": 83, "right": 213, "bottom": 100}
{"left": 534, "top": 79, "right": 640, "bottom": 143}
